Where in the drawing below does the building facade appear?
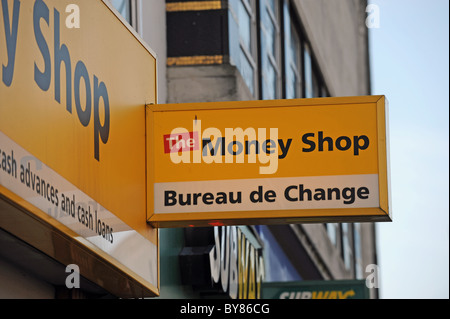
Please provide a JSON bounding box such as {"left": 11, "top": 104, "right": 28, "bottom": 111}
{"left": 132, "top": 0, "right": 378, "bottom": 299}
{"left": 0, "top": 0, "right": 378, "bottom": 299}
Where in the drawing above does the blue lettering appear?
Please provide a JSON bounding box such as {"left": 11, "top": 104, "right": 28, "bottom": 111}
{"left": 74, "top": 61, "right": 91, "bottom": 127}
{"left": 54, "top": 8, "right": 72, "bottom": 112}
{"left": 93, "top": 76, "right": 110, "bottom": 161}
{"left": 33, "top": 0, "right": 51, "bottom": 91}
{"left": 1, "top": 0, "right": 20, "bottom": 86}
{"left": 32, "top": 0, "right": 110, "bottom": 161}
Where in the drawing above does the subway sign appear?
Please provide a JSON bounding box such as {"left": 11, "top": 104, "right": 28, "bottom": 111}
{"left": 262, "top": 280, "right": 370, "bottom": 299}
{"left": 147, "top": 95, "right": 391, "bottom": 227}
{"left": 1, "top": 0, "right": 158, "bottom": 297}
{"left": 179, "top": 226, "right": 265, "bottom": 299}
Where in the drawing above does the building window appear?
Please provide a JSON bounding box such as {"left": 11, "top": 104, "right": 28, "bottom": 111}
{"left": 110, "top": 0, "right": 131, "bottom": 22}
{"left": 230, "top": 0, "right": 328, "bottom": 100}
{"left": 341, "top": 223, "right": 354, "bottom": 272}
{"left": 259, "top": 0, "right": 281, "bottom": 100}
{"left": 354, "top": 223, "right": 364, "bottom": 279}
{"left": 303, "top": 41, "right": 325, "bottom": 98}
{"left": 229, "top": 0, "right": 258, "bottom": 96}
{"left": 303, "top": 43, "right": 314, "bottom": 98}
{"left": 110, "top": 0, "right": 139, "bottom": 32}
{"left": 283, "top": 5, "right": 302, "bottom": 99}
{"left": 283, "top": 1, "right": 327, "bottom": 100}
{"left": 325, "top": 223, "right": 339, "bottom": 247}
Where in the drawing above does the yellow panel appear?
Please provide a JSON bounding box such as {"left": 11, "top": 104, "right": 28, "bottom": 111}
{"left": 1, "top": 0, "right": 158, "bottom": 295}
{"left": 1, "top": 0, "right": 156, "bottom": 235}
{"left": 152, "top": 102, "right": 377, "bottom": 182}
{"left": 147, "top": 96, "right": 391, "bottom": 227}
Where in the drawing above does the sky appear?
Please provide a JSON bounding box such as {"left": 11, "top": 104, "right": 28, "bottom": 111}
{"left": 368, "top": 0, "right": 449, "bottom": 299}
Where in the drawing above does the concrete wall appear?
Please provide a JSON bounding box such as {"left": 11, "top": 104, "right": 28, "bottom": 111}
{"left": 167, "top": 64, "right": 254, "bottom": 103}
{"left": 140, "top": 0, "right": 168, "bottom": 103}
{"left": 294, "top": 0, "right": 371, "bottom": 96}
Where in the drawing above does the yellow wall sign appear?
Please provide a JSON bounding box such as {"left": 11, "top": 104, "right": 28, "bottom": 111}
{"left": 147, "top": 95, "right": 391, "bottom": 227}
{"left": 1, "top": 0, "right": 158, "bottom": 296}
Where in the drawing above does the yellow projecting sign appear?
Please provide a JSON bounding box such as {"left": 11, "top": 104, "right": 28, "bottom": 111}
{"left": 147, "top": 95, "right": 391, "bottom": 227}
{"left": 1, "top": 0, "right": 158, "bottom": 297}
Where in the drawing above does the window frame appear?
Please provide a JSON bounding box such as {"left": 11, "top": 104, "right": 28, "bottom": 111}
{"left": 237, "top": 0, "right": 258, "bottom": 96}
{"left": 109, "top": 0, "right": 139, "bottom": 32}
{"left": 340, "top": 223, "right": 355, "bottom": 274}
{"left": 258, "top": 0, "right": 282, "bottom": 100}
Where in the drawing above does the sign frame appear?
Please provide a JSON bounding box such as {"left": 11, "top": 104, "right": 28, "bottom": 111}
{"left": 1, "top": 0, "right": 159, "bottom": 297}
{"left": 147, "top": 95, "right": 391, "bottom": 228}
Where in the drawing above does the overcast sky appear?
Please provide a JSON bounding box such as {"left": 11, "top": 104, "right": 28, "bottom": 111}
{"left": 368, "top": 0, "right": 449, "bottom": 299}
